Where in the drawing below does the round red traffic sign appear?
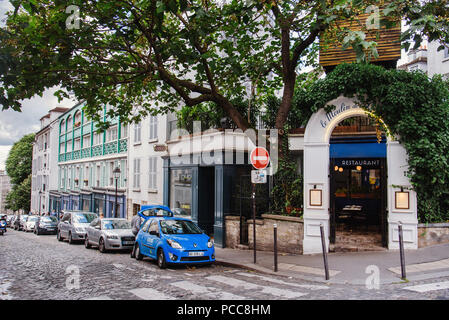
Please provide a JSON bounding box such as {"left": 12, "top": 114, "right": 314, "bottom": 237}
{"left": 250, "top": 147, "right": 270, "bottom": 170}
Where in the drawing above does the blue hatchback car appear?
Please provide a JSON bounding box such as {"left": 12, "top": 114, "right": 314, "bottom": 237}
{"left": 134, "top": 206, "right": 215, "bottom": 268}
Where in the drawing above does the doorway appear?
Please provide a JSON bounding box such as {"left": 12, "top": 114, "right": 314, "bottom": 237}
{"left": 328, "top": 117, "right": 388, "bottom": 251}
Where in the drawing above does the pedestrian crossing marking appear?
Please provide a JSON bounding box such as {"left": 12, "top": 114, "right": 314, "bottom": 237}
{"left": 236, "top": 272, "right": 329, "bottom": 290}
{"left": 206, "top": 275, "right": 307, "bottom": 298}
{"left": 129, "top": 288, "right": 175, "bottom": 300}
{"left": 278, "top": 263, "right": 340, "bottom": 277}
{"left": 403, "top": 281, "right": 449, "bottom": 293}
{"left": 170, "top": 280, "right": 246, "bottom": 300}
{"left": 85, "top": 295, "right": 113, "bottom": 300}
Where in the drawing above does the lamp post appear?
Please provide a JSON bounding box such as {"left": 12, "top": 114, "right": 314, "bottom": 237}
{"left": 38, "top": 190, "right": 42, "bottom": 216}
{"left": 113, "top": 167, "right": 121, "bottom": 218}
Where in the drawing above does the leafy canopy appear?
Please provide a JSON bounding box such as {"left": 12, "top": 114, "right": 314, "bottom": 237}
{"left": 1, "top": 0, "right": 448, "bottom": 132}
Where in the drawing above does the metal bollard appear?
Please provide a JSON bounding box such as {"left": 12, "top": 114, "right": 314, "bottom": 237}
{"left": 274, "top": 224, "right": 278, "bottom": 272}
{"left": 398, "top": 222, "right": 406, "bottom": 280}
{"left": 320, "top": 223, "right": 330, "bottom": 280}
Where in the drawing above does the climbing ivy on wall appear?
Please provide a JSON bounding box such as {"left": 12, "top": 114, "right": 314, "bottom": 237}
{"left": 291, "top": 63, "right": 449, "bottom": 223}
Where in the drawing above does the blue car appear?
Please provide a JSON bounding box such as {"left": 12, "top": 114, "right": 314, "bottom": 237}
{"left": 133, "top": 206, "right": 215, "bottom": 268}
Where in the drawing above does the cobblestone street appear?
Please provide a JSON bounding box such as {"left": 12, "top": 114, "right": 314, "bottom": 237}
{"left": 1, "top": 229, "right": 449, "bottom": 301}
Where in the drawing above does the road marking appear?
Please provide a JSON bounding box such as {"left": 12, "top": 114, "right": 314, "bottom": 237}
{"left": 206, "top": 275, "right": 307, "bottom": 298}
{"left": 129, "top": 288, "right": 175, "bottom": 300}
{"left": 236, "top": 272, "right": 329, "bottom": 290}
{"left": 389, "top": 258, "right": 449, "bottom": 275}
{"left": 403, "top": 281, "right": 449, "bottom": 293}
{"left": 171, "top": 280, "right": 245, "bottom": 300}
{"left": 278, "top": 263, "right": 340, "bottom": 277}
{"left": 207, "top": 275, "right": 259, "bottom": 290}
{"left": 85, "top": 295, "right": 113, "bottom": 300}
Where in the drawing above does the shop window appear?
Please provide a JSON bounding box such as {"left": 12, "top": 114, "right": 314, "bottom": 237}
{"left": 170, "top": 168, "right": 192, "bottom": 216}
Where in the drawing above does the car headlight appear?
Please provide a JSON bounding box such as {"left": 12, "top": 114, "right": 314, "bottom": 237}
{"left": 167, "top": 239, "right": 182, "bottom": 249}
{"left": 75, "top": 227, "right": 85, "bottom": 233}
{"left": 207, "top": 239, "right": 214, "bottom": 248}
{"left": 106, "top": 235, "right": 119, "bottom": 240}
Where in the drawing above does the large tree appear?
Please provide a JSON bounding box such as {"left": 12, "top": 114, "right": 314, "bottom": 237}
{"left": 5, "top": 133, "right": 34, "bottom": 212}
{"left": 0, "top": 0, "right": 448, "bottom": 135}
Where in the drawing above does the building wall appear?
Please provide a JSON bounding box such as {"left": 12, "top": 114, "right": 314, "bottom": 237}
{"left": 427, "top": 41, "right": 449, "bottom": 79}
{"left": 126, "top": 113, "right": 169, "bottom": 219}
{"left": 0, "top": 171, "right": 12, "bottom": 214}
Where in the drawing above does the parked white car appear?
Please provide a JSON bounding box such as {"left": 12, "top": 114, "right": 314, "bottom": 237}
{"left": 24, "top": 216, "right": 39, "bottom": 232}
{"left": 85, "top": 218, "right": 135, "bottom": 253}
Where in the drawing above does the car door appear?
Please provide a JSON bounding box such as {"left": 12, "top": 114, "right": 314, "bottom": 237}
{"left": 87, "top": 219, "right": 98, "bottom": 244}
{"left": 138, "top": 219, "right": 153, "bottom": 256}
{"left": 146, "top": 220, "right": 160, "bottom": 258}
{"left": 60, "top": 213, "right": 70, "bottom": 237}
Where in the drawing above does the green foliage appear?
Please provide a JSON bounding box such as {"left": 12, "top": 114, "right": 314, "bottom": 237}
{"left": 5, "top": 133, "right": 35, "bottom": 185}
{"left": 6, "top": 174, "right": 31, "bottom": 213}
{"left": 291, "top": 63, "right": 449, "bottom": 223}
{"left": 270, "top": 126, "right": 303, "bottom": 217}
{"left": 176, "top": 97, "right": 259, "bottom": 132}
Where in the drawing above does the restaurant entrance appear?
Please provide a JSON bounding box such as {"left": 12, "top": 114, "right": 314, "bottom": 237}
{"left": 329, "top": 134, "right": 388, "bottom": 251}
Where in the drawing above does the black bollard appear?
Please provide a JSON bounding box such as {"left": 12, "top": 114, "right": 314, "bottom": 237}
{"left": 320, "top": 223, "right": 330, "bottom": 280}
{"left": 274, "top": 224, "right": 278, "bottom": 272}
{"left": 398, "top": 223, "right": 407, "bottom": 280}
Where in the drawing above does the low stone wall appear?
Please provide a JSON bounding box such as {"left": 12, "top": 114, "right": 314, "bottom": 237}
{"left": 418, "top": 223, "right": 449, "bottom": 247}
{"left": 225, "top": 214, "right": 304, "bottom": 254}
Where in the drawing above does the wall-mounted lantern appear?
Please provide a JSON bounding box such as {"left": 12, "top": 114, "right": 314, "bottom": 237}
{"left": 395, "top": 187, "right": 410, "bottom": 210}
{"left": 309, "top": 185, "right": 322, "bottom": 207}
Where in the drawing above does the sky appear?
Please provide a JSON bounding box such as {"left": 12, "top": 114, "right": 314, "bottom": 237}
{"left": 0, "top": 1, "right": 75, "bottom": 171}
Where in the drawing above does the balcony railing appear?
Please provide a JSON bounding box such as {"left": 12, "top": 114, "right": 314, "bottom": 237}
{"left": 58, "top": 138, "right": 128, "bottom": 162}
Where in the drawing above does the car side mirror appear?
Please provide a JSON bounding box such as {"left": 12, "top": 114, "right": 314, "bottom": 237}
{"left": 95, "top": 225, "right": 101, "bottom": 230}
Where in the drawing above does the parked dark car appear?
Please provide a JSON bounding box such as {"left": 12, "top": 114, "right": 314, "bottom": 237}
{"left": 35, "top": 216, "right": 59, "bottom": 235}
{"left": 14, "top": 215, "right": 28, "bottom": 231}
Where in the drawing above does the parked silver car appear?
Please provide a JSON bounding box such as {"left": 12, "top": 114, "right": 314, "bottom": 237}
{"left": 24, "top": 215, "right": 39, "bottom": 232}
{"left": 85, "top": 218, "right": 135, "bottom": 253}
{"left": 57, "top": 211, "right": 97, "bottom": 244}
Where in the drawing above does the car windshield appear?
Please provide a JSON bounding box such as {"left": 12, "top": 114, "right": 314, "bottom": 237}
{"left": 73, "top": 213, "right": 97, "bottom": 224}
{"left": 21, "top": 216, "right": 29, "bottom": 221}
{"left": 102, "top": 220, "right": 131, "bottom": 230}
{"left": 160, "top": 220, "right": 203, "bottom": 235}
{"left": 28, "top": 216, "right": 39, "bottom": 221}
{"left": 42, "top": 217, "right": 57, "bottom": 223}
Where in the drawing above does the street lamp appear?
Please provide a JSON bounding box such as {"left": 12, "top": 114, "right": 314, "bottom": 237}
{"left": 113, "top": 167, "right": 121, "bottom": 218}
{"left": 38, "top": 190, "right": 42, "bottom": 216}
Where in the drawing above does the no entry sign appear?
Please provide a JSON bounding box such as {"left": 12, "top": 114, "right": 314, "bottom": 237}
{"left": 250, "top": 147, "right": 270, "bottom": 170}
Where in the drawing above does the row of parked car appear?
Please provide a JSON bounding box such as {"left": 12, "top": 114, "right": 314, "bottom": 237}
{"left": 5, "top": 205, "right": 215, "bottom": 269}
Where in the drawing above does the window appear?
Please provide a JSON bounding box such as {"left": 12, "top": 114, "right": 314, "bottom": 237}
{"left": 134, "top": 122, "right": 141, "bottom": 143}
{"left": 444, "top": 46, "right": 449, "bottom": 59}
{"left": 149, "top": 116, "right": 158, "bottom": 140}
{"left": 74, "top": 138, "right": 81, "bottom": 150}
{"left": 74, "top": 111, "right": 82, "bottom": 127}
{"left": 107, "top": 126, "right": 118, "bottom": 142}
{"left": 121, "top": 123, "right": 128, "bottom": 138}
{"left": 149, "top": 220, "right": 160, "bottom": 235}
{"left": 93, "top": 132, "right": 102, "bottom": 146}
{"left": 67, "top": 116, "right": 73, "bottom": 131}
{"left": 66, "top": 140, "right": 73, "bottom": 152}
{"left": 170, "top": 168, "right": 192, "bottom": 216}
{"left": 60, "top": 142, "right": 65, "bottom": 153}
{"left": 148, "top": 157, "right": 157, "bottom": 190}
{"left": 83, "top": 135, "right": 90, "bottom": 148}
{"left": 133, "top": 158, "right": 141, "bottom": 189}
{"left": 60, "top": 120, "right": 66, "bottom": 134}
{"left": 96, "top": 165, "right": 101, "bottom": 187}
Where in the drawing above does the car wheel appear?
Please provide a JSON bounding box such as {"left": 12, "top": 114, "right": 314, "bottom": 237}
{"left": 68, "top": 232, "right": 74, "bottom": 244}
{"left": 157, "top": 249, "right": 167, "bottom": 269}
{"left": 135, "top": 244, "right": 143, "bottom": 261}
{"left": 85, "top": 236, "right": 91, "bottom": 249}
{"left": 99, "top": 238, "right": 106, "bottom": 253}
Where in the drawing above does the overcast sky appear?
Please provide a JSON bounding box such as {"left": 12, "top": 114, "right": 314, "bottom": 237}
{"left": 0, "top": 1, "right": 75, "bottom": 171}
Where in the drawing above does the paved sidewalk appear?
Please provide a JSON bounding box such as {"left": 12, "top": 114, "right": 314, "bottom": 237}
{"left": 215, "top": 243, "right": 449, "bottom": 286}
